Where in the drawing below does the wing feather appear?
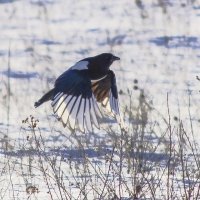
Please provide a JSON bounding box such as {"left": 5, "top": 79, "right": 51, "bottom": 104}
{"left": 91, "top": 70, "right": 120, "bottom": 118}
{"left": 50, "top": 69, "right": 121, "bottom": 131}
{"left": 76, "top": 98, "right": 85, "bottom": 132}
{"left": 89, "top": 98, "right": 99, "bottom": 129}
{"left": 85, "top": 98, "right": 92, "bottom": 132}
{"left": 68, "top": 95, "right": 82, "bottom": 130}
{"left": 61, "top": 96, "right": 77, "bottom": 126}
{"left": 51, "top": 70, "right": 102, "bottom": 132}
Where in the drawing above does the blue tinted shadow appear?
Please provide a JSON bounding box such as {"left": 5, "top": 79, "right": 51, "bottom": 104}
{"left": 150, "top": 36, "right": 200, "bottom": 49}
{"left": 1, "top": 70, "right": 38, "bottom": 79}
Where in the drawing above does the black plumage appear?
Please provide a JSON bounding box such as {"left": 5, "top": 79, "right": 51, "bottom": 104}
{"left": 34, "top": 53, "right": 121, "bottom": 132}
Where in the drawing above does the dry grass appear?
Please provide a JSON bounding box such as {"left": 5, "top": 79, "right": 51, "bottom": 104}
{"left": 0, "top": 1, "right": 199, "bottom": 199}
{"left": 0, "top": 88, "right": 199, "bottom": 200}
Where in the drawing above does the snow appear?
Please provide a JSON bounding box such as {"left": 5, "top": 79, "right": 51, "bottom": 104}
{"left": 0, "top": 0, "right": 200, "bottom": 199}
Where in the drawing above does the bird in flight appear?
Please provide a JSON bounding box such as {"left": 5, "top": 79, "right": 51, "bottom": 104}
{"left": 34, "top": 53, "right": 122, "bottom": 132}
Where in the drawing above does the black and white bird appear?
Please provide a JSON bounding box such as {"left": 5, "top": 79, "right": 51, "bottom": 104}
{"left": 34, "top": 53, "right": 122, "bottom": 132}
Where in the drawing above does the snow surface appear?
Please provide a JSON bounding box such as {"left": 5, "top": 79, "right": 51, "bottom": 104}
{"left": 0, "top": 0, "right": 200, "bottom": 199}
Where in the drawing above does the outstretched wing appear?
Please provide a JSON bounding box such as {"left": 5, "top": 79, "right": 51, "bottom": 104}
{"left": 91, "top": 70, "right": 120, "bottom": 119}
{"left": 51, "top": 69, "right": 102, "bottom": 132}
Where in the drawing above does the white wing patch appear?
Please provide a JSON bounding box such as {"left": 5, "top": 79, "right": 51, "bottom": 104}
{"left": 92, "top": 94, "right": 102, "bottom": 118}
{"left": 100, "top": 90, "right": 120, "bottom": 120}
{"left": 76, "top": 98, "right": 85, "bottom": 132}
{"left": 62, "top": 96, "right": 76, "bottom": 125}
{"left": 91, "top": 75, "right": 107, "bottom": 83}
{"left": 85, "top": 99, "right": 92, "bottom": 132}
{"left": 51, "top": 92, "right": 123, "bottom": 131}
{"left": 89, "top": 98, "right": 99, "bottom": 129}
{"left": 101, "top": 91, "right": 125, "bottom": 129}
{"left": 102, "top": 97, "right": 109, "bottom": 107}
{"left": 51, "top": 93, "right": 102, "bottom": 132}
{"left": 68, "top": 95, "right": 81, "bottom": 130}
{"left": 70, "top": 61, "right": 89, "bottom": 70}
{"left": 110, "top": 91, "right": 120, "bottom": 115}
{"left": 51, "top": 92, "right": 63, "bottom": 107}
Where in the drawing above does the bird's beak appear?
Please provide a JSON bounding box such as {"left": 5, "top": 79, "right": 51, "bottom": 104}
{"left": 112, "top": 55, "right": 120, "bottom": 61}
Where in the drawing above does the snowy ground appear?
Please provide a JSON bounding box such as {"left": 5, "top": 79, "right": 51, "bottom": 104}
{"left": 0, "top": 0, "right": 200, "bottom": 199}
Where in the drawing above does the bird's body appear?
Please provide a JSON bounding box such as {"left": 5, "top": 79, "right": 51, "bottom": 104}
{"left": 35, "top": 53, "right": 122, "bottom": 132}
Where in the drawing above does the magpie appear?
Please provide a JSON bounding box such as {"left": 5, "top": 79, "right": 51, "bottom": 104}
{"left": 34, "top": 53, "right": 122, "bottom": 132}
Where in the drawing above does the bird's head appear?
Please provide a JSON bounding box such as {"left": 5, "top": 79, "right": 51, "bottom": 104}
{"left": 84, "top": 53, "right": 120, "bottom": 79}
{"left": 94, "top": 53, "right": 120, "bottom": 69}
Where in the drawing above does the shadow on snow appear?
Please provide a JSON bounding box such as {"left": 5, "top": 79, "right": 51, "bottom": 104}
{"left": 0, "top": 148, "right": 170, "bottom": 163}
{"left": 1, "top": 70, "right": 38, "bottom": 79}
{"left": 150, "top": 36, "right": 200, "bottom": 49}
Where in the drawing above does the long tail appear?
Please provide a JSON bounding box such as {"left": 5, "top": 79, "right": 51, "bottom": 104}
{"left": 34, "top": 88, "right": 55, "bottom": 108}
